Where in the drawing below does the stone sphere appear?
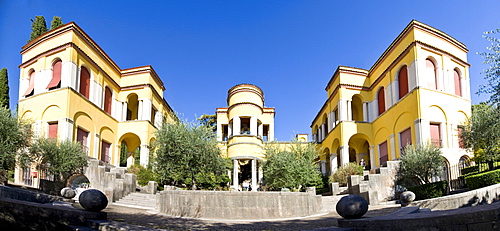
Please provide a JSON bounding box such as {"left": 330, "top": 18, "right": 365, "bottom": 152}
{"left": 336, "top": 194, "right": 369, "bottom": 219}
{"left": 78, "top": 189, "right": 108, "bottom": 212}
{"left": 400, "top": 191, "right": 416, "bottom": 203}
{"left": 60, "top": 187, "right": 76, "bottom": 199}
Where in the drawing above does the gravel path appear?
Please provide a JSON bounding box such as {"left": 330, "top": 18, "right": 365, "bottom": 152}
{"left": 103, "top": 204, "right": 400, "bottom": 230}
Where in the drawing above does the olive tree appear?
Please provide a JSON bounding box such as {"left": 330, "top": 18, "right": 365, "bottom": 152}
{"left": 152, "top": 120, "right": 229, "bottom": 190}
{"left": 263, "top": 140, "right": 323, "bottom": 191}
{"left": 399, "top": 143, "right": 444, "bottom": 186}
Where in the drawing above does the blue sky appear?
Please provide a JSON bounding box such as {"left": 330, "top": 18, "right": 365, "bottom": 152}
{"left": 1, "top": 1, "right": 499, "bottom": 140}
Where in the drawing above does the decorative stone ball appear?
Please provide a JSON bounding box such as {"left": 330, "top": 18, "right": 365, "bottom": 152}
{"left": 336, "top": 194, "right": 369, "bottom": 219}
{"left": 400, "top": 191, "right": 416, "bottom": 203}
{"left": 60, "top": 187, "right": 76, "bottom": 199}
{"left": 78, "top": 189, "right": 108, "bottom": 212}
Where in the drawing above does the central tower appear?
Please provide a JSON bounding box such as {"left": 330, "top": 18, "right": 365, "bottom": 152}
{"left": 216, "top": 84, "right": 275, "bottom": 190}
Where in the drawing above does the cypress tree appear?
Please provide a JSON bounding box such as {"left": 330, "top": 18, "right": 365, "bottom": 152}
{"left": 50, "top": 16, "right": 63, "bottom": 30}
{"left": 28, "top": 16, "right": 48, "bottom": 42}
{"left": 0, "top": 68, "right": 9, "bottom": 109}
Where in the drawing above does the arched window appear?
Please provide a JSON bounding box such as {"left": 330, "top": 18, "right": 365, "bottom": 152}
{"left": 23, "top": 70, "right": 35, "bottom": 97}
{"left": 47, "top": 60, "right": 62, "bottom": 90}
{"left": 426, "top": 59, "right": 437, "bottom": 90}
{"left": 79, "top": 66, "right": 90, "bottom": 99}
{"left": 454, "top": 69, "right": 462, "bottom": 96}
{"left": 398, "top": 66, "right": 409, "bottom": 99}
{"left": 377, "top": 87, "right": 385, "bottom": 115}
{"left": 103, "top": 87, "right": 112, "bottom": 114}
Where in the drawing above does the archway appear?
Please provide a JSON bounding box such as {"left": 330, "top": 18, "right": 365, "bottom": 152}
{"left": 119, "top": 133, "right": 141, "bottom": 167}
{"left": 348, "top": 134, "right": 371, "bottom": 170}
{"left": 126, "top": 93, "right": 139, "bottom": 121}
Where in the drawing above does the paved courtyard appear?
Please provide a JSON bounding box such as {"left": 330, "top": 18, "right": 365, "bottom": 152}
{"left": 104, "top": 203, "right": 400, "bottom": 230}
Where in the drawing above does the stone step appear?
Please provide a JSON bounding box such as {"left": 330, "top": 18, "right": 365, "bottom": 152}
{"left": 88, "top": 219, "right": 161, "bottom": 231}
{"left": 113, "top": 193, "right": 157, "bottom": 210}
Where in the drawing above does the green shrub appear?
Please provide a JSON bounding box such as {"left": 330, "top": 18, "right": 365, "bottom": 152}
{"left": 460, "top": 165, "right": 479, "bottom": 176}
{"left": 128, "top": 164, "right": 158, "bottom": 186}
{"left": 329, "top": 162, "right": 364, "bottom": 187}
{"left": 408, "top": 180, "right": 448, "bottom": 200}
{"left": 465, "top": 169, "right": 500, "bottom": 190}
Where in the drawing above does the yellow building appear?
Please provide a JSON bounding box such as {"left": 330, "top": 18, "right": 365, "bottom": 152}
{"left": 15, "top": 22, "right": 176, "bottom": 186}
{"left": 216, "top": 84, "right": 276, "bottom": 190}
{"left": 311, "top": 20, "right": 472, "bottom": 177}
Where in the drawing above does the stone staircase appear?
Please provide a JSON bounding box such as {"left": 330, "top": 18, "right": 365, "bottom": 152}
{"left": 113, "top": 192, "right": 157, "bottom": 210}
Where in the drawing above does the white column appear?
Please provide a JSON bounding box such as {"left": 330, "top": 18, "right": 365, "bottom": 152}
{"left": 363, "top": 102, "right": 369, "bottom": 122}
{"left": 140, "top": 144, "right": 150, "bottom": 167}
{"left": 61, "top": 61, "right": 78, "bottom": 89}
{"left": 251, "top": 159, "right": 257, "bottom": 191}
{"left": 258, "top": 123, "right": 263, "bottom": 138}
{"left": 122, "top": 102, "right": 128, "bottom": 121}
{"left": 414, "top": 118, "right": 422, "bottom": 146}
{"left": 338, "top": 99, "right": 346, "bottom": 121}
{"left": 321, "top": 124, "right": 326, "bottom": 141}
{"left": 269, "top": 123, "right": 275, "bottom": 141}
{"left": 232, "top": 117, "right": 240, "bottom": 136}
{"left": 228, "top": 123, "right": 232, "bottom": 138}
{"left": 141, "top": 98, "right": 152, "bottom": 122}
{"left": 250, "top": 116, "right": 257, "bottom": 136}
{"left": 327, "top": 112, "right": 332, "bottom": 132}
{"left": 59, "top": 117, "right": 74, "bottom": 141}
{"left": 347, "top": 100, "right": 352, "bottom": 121}
{"left": 216, "top": 123, "right": 223, "bottom": 141}
{"left": 320, "top": 161, "right": 326, "bottom": 175}
{"left": 390, "top": 134, "right": 396, "bottom": 160}
{"left": 138, "top": 100, "right": 143, "bottom": 120}
{"left": 233, "top": 159, "right": 239, "bottom": 189}
{"left": 94, "top": 133, "right": 100, "bottom": 159}
{"left": 369, "top": 145, "right": 375, "bottom": 172}
{"left": 330, "top": 153, "right": 338, "bottom": 173}
{"left": 340, "top": 145, "right": 349, "bottom": 166}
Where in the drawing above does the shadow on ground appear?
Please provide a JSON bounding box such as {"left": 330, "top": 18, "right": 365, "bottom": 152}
{"left": 104, "top": 205, "right": 400, "bottom": 230}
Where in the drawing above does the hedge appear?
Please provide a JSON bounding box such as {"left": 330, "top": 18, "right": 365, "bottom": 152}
{"left": 465, "top": 169, "right": 500, "bottom": 190}
{"left": 407, "top": 181, "right": 448, "bottom": 200}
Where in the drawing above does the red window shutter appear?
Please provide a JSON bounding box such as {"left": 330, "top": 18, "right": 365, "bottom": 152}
{"left": 400, "top": 128, "right": 412, "bottom": 149}
{"left": 48, "top": 123, "right": 58, "bottom": 139}
{"left": 379, "top": 141, "right": 388, "bottom": 165}
{"left": 101, "top": 141, "right": 111, "bottom": 163}
{"left": 23, "top": 71, "right": 35, "bottom": 97}
{"left": 79, "top": 67, "right": 90, "bottom": 99}
{"left": 378, "top": 87, "right": 385, "bottom": 115}
{"left": 47, "top": 60, "right": 62, "bottom": 89}
{"left": 104, "top": 87, "right": 112, "bottom": 114}
{"left": 454, "top": 70, "right": 462, "bottom": 96}
{"left": 430, "top": 124, "right": 441, "bottom": 147}
{"left": 398, "top": 66, "right": 409, "bottom": 99}
{"left": 458, "top": 126, "right": 465, "bottom": 148}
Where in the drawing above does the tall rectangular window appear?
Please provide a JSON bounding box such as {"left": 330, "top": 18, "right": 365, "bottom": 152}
{"left": 101, "top": 140, "right": 111, "bottom": 163}
{"left": 400, "top": 127, "right": 412, "bottom": 153}
{"left": 76, "top": 127, "right": 89, "bottom": 155}
{"left": 48, "top": 122, "right": 58, "bottom": 139}
{"left": 457, "top": 125, "right": 465, "bottom": 149}
{"left": 430, "top": 123, "right": 441, "bottom": 147}
{"left": 379, "top": 141, "right": 388, "bottom": 166}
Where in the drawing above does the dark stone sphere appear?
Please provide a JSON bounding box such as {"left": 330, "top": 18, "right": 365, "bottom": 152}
{"left": 336, "top": 194, "right": 369, "bottom": 219}
{"left": 60, "top": 187, "right": 76, "bottom": 199}
{"left": 78, "top": 189, "right": 108, "bottom": 212}
{"left": 400, "top": 191, "right": 416, "bottom": 203}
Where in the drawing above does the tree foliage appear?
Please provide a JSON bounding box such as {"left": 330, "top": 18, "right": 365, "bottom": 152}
{"left": 50, "top": 16, "right": 63, "bottom": 30}
{"left": 0, "top": 107, "right": 31, "bottom": 182}
{"left": 329, "top": 162, "right": 364, "bottom": 187}
{"left": 28, "top": 138, "right": 88, "bottom": 182}
{"left": 399, "top": 143, "right": 444, "bottom": 186}
{"left": 262, "top": 141, "right": 323, "bottom": 191}
{"left": 152, "top": 120, "right": 229, "bottom": 190}
{"left": 28, "top": 16, "right": 48, "bottom": 42}
{"left": 197, "top": 114, "right": 217, "bottom": 132}
{"left": 478, "top": 28, "right": 500, "bottom": 105}
{"left": 459, "top": 103, "right": 500, "bottom": 163}
{"left": 0, "top": 68, "right": 9, "bottom": 109}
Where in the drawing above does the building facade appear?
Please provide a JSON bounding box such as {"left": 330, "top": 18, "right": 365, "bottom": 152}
{"left": 15, "top": 22, "right": 176, "bottom": 186}
{"left": 216, "top": 84, "right": 276, "bottom": 190}
{"left": 311, "top": 20, "right": 472, "bottom": 177}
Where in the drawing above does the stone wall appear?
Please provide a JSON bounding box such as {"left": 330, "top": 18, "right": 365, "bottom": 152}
{"left": 84, "top": 159, "right": 136, "bottom": 202}
{"left": 157, "top": 190, "right": 322, "bottom": 220}
{"left": 347, "top": 161, "right": 400, "bottom": 205}
{"left": 410, "top": 183, "right": 500, "bottom": 210}
{"left": 0, "top": 185, "right": 63, "bottom": 203}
